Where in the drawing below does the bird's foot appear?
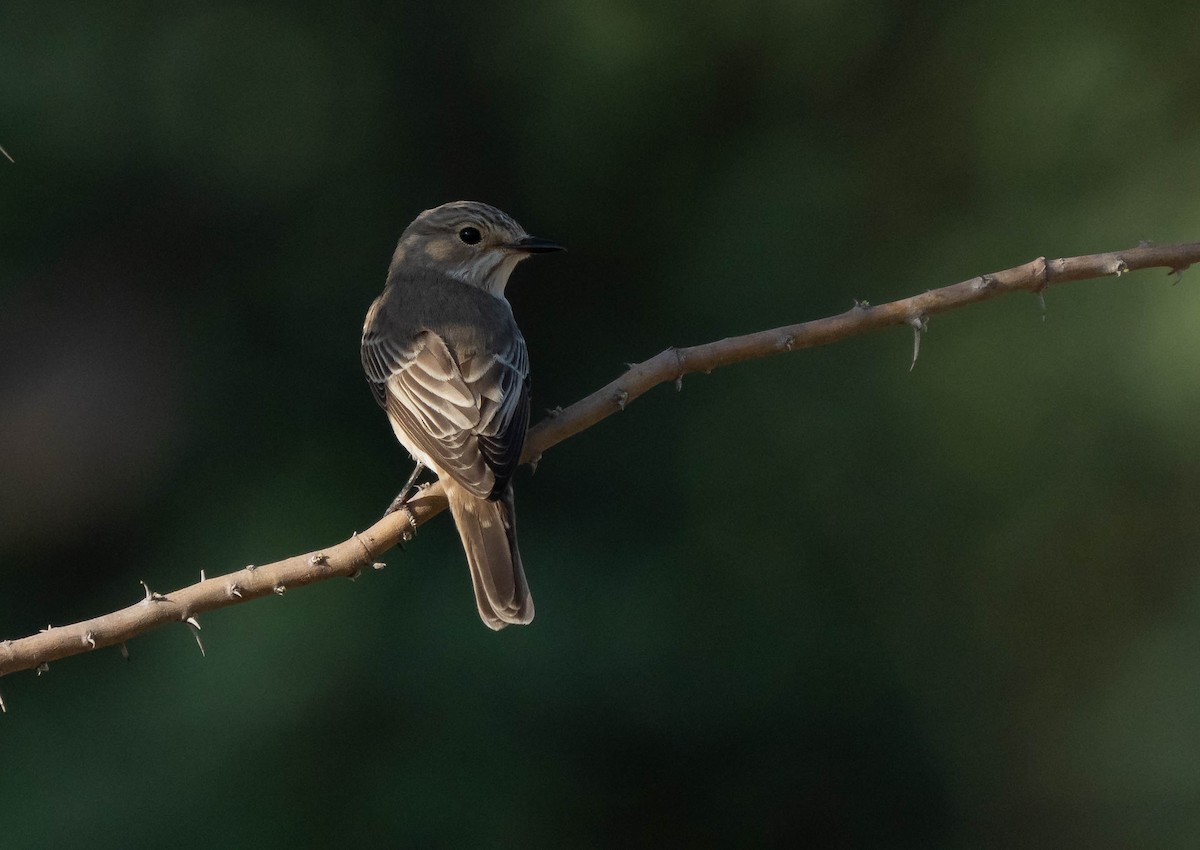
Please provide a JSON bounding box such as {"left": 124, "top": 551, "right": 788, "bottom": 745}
{"left": 383, "top": 462, "right": 426, "bottom": 518}
{"left": 383, "top": 490, "right": 414, "bottom": 517}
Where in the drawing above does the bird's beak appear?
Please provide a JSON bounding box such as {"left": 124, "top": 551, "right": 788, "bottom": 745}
{"left": 507, "top": 235, "right": 566, "bottom": 254}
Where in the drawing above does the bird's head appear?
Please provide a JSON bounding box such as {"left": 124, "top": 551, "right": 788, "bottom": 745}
{"left": 389, "top": 201, "right": 564, "bottom": 296}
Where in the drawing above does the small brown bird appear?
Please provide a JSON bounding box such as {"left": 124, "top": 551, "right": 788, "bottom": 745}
{"left": 361, "top": 201, "right": 563, "bottom": 629}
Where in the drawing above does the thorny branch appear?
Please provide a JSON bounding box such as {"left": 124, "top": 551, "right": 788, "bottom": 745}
{"left": 1, "top": 241, "right": 1197, "bottom": 691}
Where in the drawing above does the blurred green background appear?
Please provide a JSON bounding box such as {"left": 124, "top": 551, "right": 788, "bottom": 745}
{"left": 2, "top": 1, "right": 1199, "bottom": 846}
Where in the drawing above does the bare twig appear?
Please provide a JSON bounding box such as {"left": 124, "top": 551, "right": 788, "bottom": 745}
{"left": 0, "top": 241, "right": 1196, "bottom": 680}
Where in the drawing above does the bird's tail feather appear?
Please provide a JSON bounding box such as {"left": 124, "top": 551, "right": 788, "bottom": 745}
{"left": 446, "top": 484, "right": 534, "bottom": 630}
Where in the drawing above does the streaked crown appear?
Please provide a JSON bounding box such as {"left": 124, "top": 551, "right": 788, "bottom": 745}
{"left": 389, "top": 201, "right": 563, "bottom": 297}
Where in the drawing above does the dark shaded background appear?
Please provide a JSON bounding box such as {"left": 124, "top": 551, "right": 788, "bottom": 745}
{"left": 3, "top": 2, "right": 1200, "bottom": 846}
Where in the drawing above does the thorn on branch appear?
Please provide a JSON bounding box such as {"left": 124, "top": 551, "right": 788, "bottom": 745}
{"left": 372, "top": 562, "right": 386, "bottom": 571}
{"left": 613, "top": 389, "right": 629, "bottom": 410}
{"left": 140, "top": 581, "right": 167, "bottom": 604}
{"left": 0, "top": 686, "right": 6, "bottom": 713}
{"left": 120, "top": 643, "right": 130, "bottom": 661}
{"left": 778, "top": 334, "right": 794, "bottom": 352}
{"left": 545, "top": 406, "right": 563, "bottom": 417}
{"left": 36, "top": 663, "right": 49, "bottom": 676}
{"left": 274, "top": 584, "right": 287, "bottom": 596}
{"left": 529, "top": 453, "right": 541, "bottom": 474}
{"left": 83, "top": 631, "right": 97, "bottom": 650}
{"left": 309, "top": 553, "right": 328, "bottom": 566}
{"left": 854, "top": 299, "right": 871, "bottom": 310}
{"left": 347, "top": 568, "right": 362, "bottom": 582}
{"left": 184, "top": 616, "right": 205, "bottom": 658}
{"left": 245, "top": 564, "right": 256, "bottom": 572}
{"left": 1170, "top": 264, "right": 1190, "bottom": 284}
{"left": 1112, "top": 258, "right": 1129, "bottom": 277}
{"left": 907, "top": 315, "right": 929, "bottom": 372}
{"left": 228, "top": 583, "right": 243, "bottom": 599}
{"left": 976, "top": 274, "right": 997, "bottom": 291}
{"left": 0, "top": 144, "right": 12, "bottom": 164}
{"left": 1036, "top": 290, "right": 1047, "bottom": 320}
{"left": 200, "top": 569, "right": 206, "bottom": 581}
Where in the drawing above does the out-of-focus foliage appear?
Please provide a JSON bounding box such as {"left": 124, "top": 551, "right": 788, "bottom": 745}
{"left": 2, "top": 1, "right": 1199, "bottom": 846}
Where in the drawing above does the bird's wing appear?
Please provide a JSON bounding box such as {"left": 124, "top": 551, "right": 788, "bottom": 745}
{"left": 362, "top": 326, "right": 529, "bottom": 500}
{"left": 466, "top": 335, "right": 530, "bottom": 496}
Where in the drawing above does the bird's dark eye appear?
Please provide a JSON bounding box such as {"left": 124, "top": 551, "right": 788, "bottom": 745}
{"left": 458, "top": 226, "right": 482, "bottom": 245}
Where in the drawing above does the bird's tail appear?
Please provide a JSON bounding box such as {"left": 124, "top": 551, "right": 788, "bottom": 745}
{"left": 445, "top": 484, "right": 534, "bottom": 630}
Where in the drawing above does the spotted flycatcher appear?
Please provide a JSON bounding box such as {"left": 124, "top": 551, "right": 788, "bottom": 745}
{"left": 362, "top": 201, "right": 563, "bottom": 629}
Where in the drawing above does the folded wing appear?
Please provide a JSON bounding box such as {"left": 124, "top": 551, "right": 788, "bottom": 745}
{"left": 362, "top": 326, "right": 530, "bottom": 500}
